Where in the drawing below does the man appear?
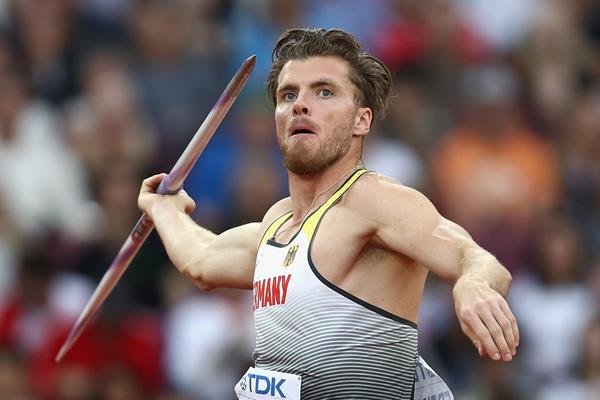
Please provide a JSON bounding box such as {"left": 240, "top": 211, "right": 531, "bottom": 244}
{"left": 138, "top": 28, "right": 519, "bottom": 399}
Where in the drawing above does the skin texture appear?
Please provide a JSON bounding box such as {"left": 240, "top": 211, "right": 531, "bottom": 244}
{"left": 138, "top": 55, "right": 519, "bottom": 363}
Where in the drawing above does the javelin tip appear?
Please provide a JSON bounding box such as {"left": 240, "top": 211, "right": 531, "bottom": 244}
{"left": 242, "top": 55, "right": 256, "bottom": 71}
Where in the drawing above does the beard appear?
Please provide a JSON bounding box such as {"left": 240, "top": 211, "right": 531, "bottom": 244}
{"left": 278, "top": 120, "right": 354, "bottom": 176}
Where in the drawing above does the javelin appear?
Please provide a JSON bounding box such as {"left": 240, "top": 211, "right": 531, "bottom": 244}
{"left": 55, "top": 55, "right": 256, "bottom": 363}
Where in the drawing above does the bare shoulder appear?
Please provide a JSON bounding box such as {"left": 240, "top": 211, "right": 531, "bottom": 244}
{"left": 257, "top": 197, "right": 292, "bottom": 238}
{"left": 346, "top": 172, "right": 432, "bottom": 211}
{"left": 263, "top": 196, "right": 292, "bottom": 221}
{"left": 345, "top": 172, "right": 439, "bottom": 228}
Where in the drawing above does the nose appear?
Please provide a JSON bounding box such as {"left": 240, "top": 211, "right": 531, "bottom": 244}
{"left": 292, "top": 94, "right": 309, "bottom": 116}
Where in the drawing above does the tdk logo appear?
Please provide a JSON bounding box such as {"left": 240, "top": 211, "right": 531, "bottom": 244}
{"left": 247, "top": 373, "right": 286, "bottom": 397}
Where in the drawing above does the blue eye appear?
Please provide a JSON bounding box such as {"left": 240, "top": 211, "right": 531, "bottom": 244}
{"left": 319, "top": 88, "right": 333, "bottom": 98}
{"left": 283, "top": 92, "right": 296, "bottom": 101}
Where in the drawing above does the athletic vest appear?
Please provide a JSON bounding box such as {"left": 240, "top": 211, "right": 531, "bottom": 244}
{"left": 252, "top": 169, "right": 419, "bottom": 399}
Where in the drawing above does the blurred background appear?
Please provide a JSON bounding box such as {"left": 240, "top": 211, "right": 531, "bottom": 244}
{"left": 0, "top": 0, "right": 598, "bottom": 398}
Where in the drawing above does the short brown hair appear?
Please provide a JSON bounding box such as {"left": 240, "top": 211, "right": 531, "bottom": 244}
{"left": 267, "top": 28, "right": 392, "bottom": 121}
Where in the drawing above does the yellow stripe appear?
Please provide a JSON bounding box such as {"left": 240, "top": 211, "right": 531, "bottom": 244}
{"left": 302, "top": 169, "right": 367, "bottom": 240}
{"left": 259, "top": 211, "right": 293, "bottom": 247}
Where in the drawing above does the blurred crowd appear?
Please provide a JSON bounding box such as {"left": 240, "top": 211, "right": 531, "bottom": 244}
{"left": 0, "top": 0, "right": 598, "bottom": 399}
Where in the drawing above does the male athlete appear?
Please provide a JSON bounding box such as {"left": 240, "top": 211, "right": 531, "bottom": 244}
{"left": 138, "top": 28, "right": 519, "bottom": 399}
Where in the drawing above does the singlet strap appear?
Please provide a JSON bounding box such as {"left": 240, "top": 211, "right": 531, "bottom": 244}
{"left": 302, "top": 168, "right": 368, "bottom": 240}
{"left": 259, "top": 211, "right": 293, "bottom": 247}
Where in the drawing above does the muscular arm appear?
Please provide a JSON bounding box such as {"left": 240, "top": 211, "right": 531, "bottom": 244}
{"left": 362, "top": 175, "right": 519, "bottom": 362}
{"left": 139, "top": 174, "right": 258, "bottom": 291}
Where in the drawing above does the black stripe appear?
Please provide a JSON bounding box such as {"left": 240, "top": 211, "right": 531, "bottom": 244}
{"left": 260, "top": 212, "right": 293, "bottom": 246}
{"left": 306, "top": 172, "right": 419, "bottom": 330}
{"left": 254, "top": 289, "right": 418, "bottom": 399}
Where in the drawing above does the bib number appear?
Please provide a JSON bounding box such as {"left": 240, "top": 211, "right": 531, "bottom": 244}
{"left": 235, "top": 367, "right": 302, "bottom": 400}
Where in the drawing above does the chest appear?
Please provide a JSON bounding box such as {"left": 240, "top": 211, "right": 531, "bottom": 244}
{"left": 253, "top": 203, "right": 423, "bottom": 325}
{"left": 275, "top": 207, "right": 370, "bottom": 275}
{"left": 254, "top": 209, "right": 386, "bottom": 312}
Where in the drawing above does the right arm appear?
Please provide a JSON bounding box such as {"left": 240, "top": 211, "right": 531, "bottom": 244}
{"left": 138, "top": 174, "right": 259, "bottom": 291}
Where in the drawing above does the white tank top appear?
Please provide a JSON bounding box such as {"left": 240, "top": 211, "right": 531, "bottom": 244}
{"left": 252, "top": 169, "right": 420, "bottom": 399}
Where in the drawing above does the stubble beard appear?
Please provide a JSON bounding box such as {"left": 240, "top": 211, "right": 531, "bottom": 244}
{"left": 279, "top": 121, "right": 354, "bottom": 176}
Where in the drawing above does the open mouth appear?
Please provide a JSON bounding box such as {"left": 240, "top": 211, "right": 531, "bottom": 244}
{"left": 292, "top": 128, "right": 315, "bottom": 135}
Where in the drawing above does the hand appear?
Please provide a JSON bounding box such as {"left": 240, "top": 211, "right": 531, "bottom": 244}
{"left": 453, "top": 278, "right": 519, "bottom": 362}
{"left": 138, "top": 173, "right": 196, "bottom": 218}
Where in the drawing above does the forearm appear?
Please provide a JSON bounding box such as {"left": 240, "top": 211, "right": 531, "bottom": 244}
{"left": 150, "top": 200, "right": 216, "bottom": 282}
{"left": 455, "top": 246, "right": 512, "bottom": 297}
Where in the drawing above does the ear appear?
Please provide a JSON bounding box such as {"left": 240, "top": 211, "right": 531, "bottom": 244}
{"left": 353, "top": 107, "right": 372, "bottom": 137}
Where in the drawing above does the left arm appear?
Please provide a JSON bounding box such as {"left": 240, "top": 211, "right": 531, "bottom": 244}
{"left": 365, "top": 176, "right": 519, "bottom": 362}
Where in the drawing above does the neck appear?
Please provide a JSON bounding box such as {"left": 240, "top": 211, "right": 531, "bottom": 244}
{"left": 287, "top": 156, "right": 362, "bottom": 222}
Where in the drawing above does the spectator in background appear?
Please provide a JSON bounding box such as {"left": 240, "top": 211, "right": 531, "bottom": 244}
{"left": 65, "top": 47, "right": 156, "bottom": 185}
{"left": 0, "top": 62, "right": 94, "bottom": 247}
{"left": 459, "top": 360, "right": 521, "bottom": 400}
{"left": 536, "top": 317, "right": 600, "bottom": 399}
{"left": 223, "top": 152, "right": 287, "bottom": 229}
{"left": 0, "top": 349, "right": 31, "bottom": 400}
{"left": 0, "top": 202, "right": 20, "bottom": 351}
{"left": 456, "top": 0, "right": 540, "bottom": 54}
{"left": 510, "top": 215, "right": 597, "bottom": 393}
{"left": 221, "top": 96, "right": 287, "bottom": 226}
{"left": 377, "top": 77, "right": 445, "bottom": 157}
{"left": 519, "top": 0, "right": 586, "bottom": 134}
{"left": 8, "top": 253, "right": 97, "bottom": 398}
{"left": 588, "top": 257, "right": 600, "bottom": 309}
{"left": 558, "top": 92, "right": 600, "bottom": 256}
{"left": 97, "top": 365, "right": 148, "bottom": 400}
{"left": 161, "top": 268, "right": 253, "bottom": 400}
{"left": 69, "top": 161, "right": 168, "bottom": 308}
{"left": 77, "top": 0, "right": 134, "bottom": 33}
{"left": 365, "top": 0, "right": 489, "bottom": 190}
{"left": 7, "top": 0, "right": 129, "bottom": 106}
{"left": 8, "top": 0, "right": 84, "bottom": 105}
{"left": 177, "top": 0, "right": 231, "bottom": 60}
{"left": 185, "top": 96, "right": 285, "bottom": 230}
{"left": 579, "top": 318, "right": 600, "bottom": 397}
{"left": 0, "top": 198, "right": 18, "bottom": 308}
{"left": 227, "top": 0, "right": 301, "bottom": 94}
{"left": 362, "top": 116, "right": 426, "bottom": 189}
{"left": 9, "top": 252, "right": 164, "bottom": 399}
{"left": 373, "top": 0, "right": 488, "bottom": 103}
{"left": 302, "top": 0, "right": 391, "bottom": 51}
{"left": 431, "top": 65, "right": 560, "bottom": 272}
{"left": 579, "top": 0, "right": 600, "bottom": 83}
{"left": 129, "top": 0, "right": 225, "bottom": 172}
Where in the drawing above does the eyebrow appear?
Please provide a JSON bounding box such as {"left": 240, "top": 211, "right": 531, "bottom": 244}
{"left": 276, "top": 78, "right": 341, "bottom": 95}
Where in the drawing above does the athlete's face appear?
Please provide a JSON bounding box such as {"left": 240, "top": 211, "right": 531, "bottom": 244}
{"left": 274, "top": 56, "right": 371, "bottom": 175}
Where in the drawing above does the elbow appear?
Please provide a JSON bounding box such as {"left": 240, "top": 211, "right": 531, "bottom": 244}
{"left": 181, "top": 262, "right": 216, "bottom": 291}
{"left": 180, "top": 250, "right": 215, "bottom": 292}
{"left": 183, "top": 263, "right": 215, "bottom": 292}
